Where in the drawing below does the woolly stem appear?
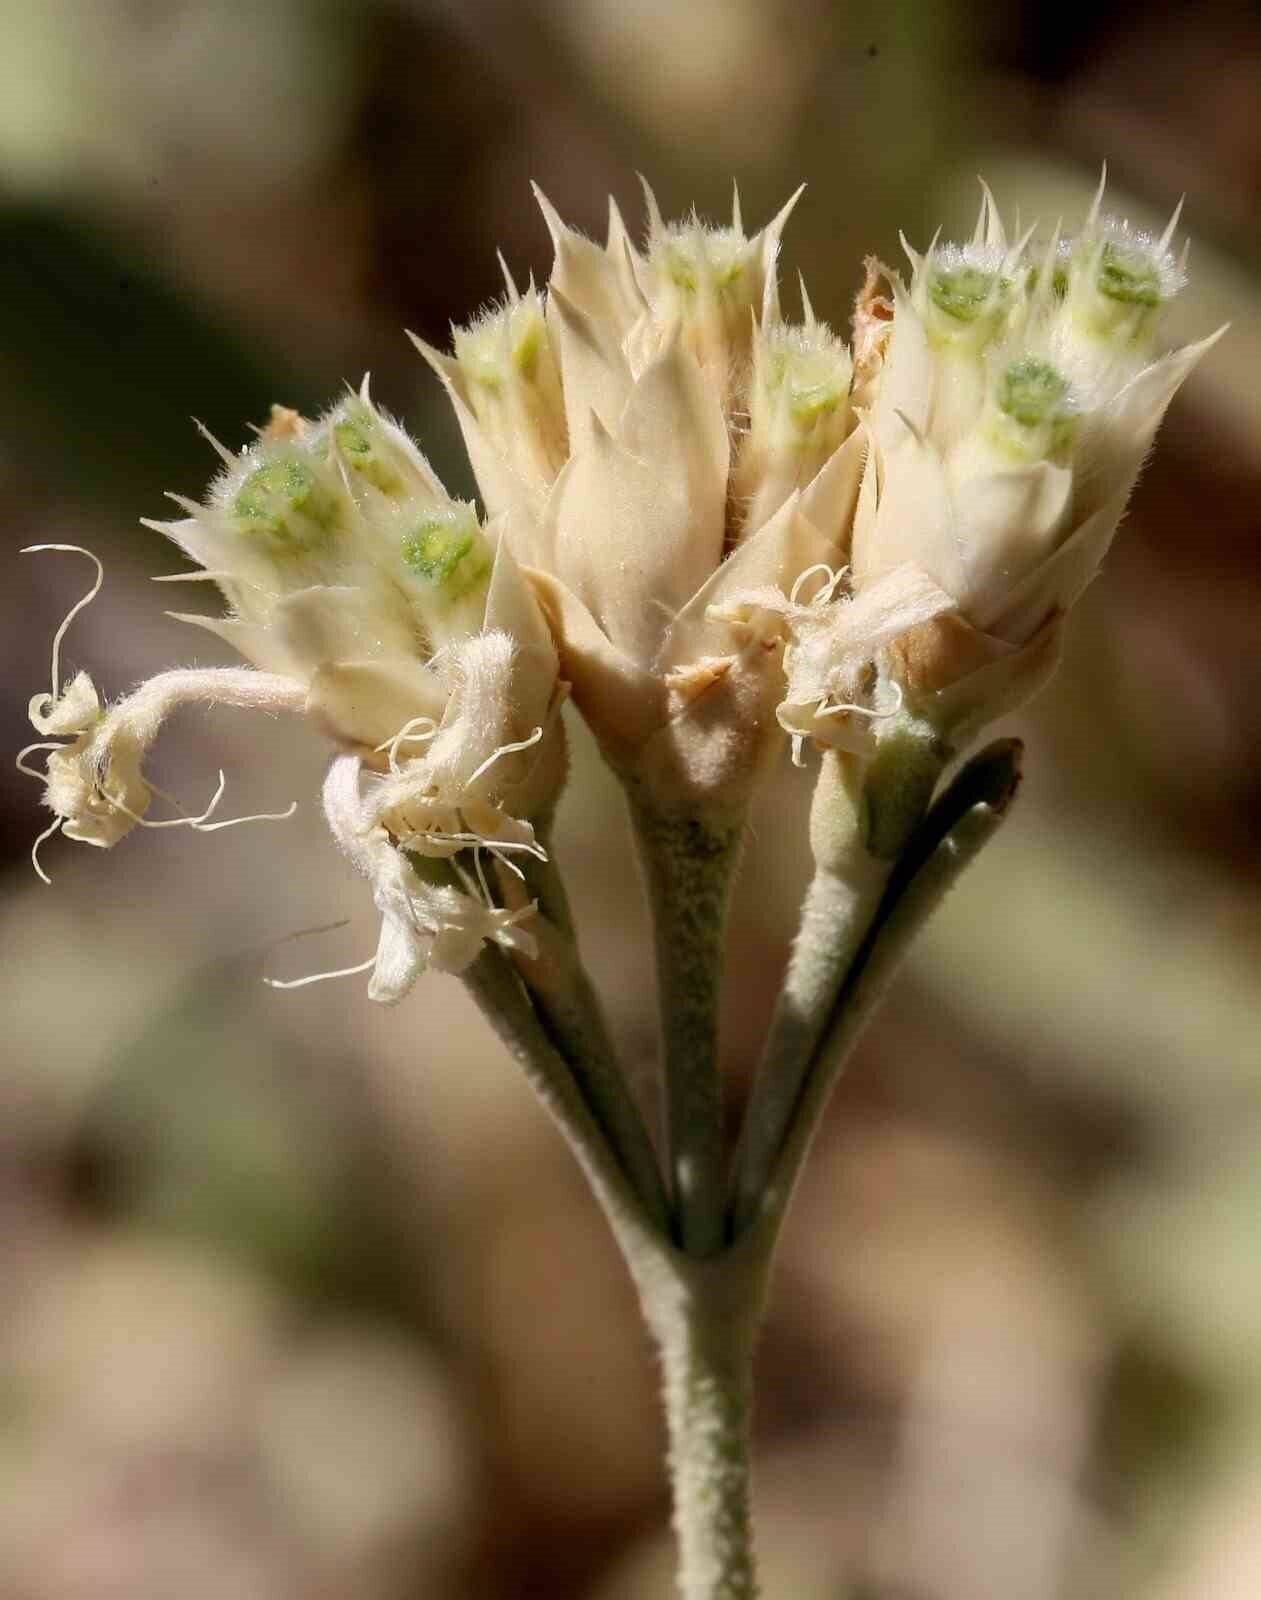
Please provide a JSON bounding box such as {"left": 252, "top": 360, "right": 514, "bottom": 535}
{"left": 628, "top": 797, "right": 743, "bottom": 1257}
{"left": 635, "top": 1243, "right": 770, "bottom": 1600}
{"left": 732, "top": 720, "right": 948, "bottom": 1233}
{"left": 460, "top": 940, "right": 668, "bottom": 1256}
{"left": 511, "top": 833, "right": 671, "bottom": 1233}
{"left": 749, "top": 740, "right": 1024, "bottom": 1246}
{"left": 463, "top": 851, "right": 766, "bottom": 1595}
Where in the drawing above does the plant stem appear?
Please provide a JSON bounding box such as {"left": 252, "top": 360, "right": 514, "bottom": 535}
{"left": 628, "top": 797, "right": 743, "bottom": 1256}
{"left": 461, "top": 849, "right": 768, "bottom": 1595}
{"left": 753, "top": 739, "right": 1024, "bottom": 1246}
{"left": 636, "top": 1245, "right": 769, "bottom": 1599}
{"left": 459, "top": 945, "right": 659, "bottom": 1239}
{"left": 511, "top": 833, "right": 671, "bottom": 1233}
{"left": 731, "top": 753, "right": 884, "bottom": 1230}
{"left": 732, "top": 723, "right": 947, "bottom": 1232}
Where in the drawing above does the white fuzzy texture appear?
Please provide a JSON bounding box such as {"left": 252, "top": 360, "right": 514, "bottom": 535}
{"left": 434, "top": 184, "right": 868, "bottom": 817}
{"left": 714, "top": 562, "right": 954, "bottom": 757}
{"left": 322, "top": 754, "right": 538, "bottom": 1003}
{"left": 859, "top": 185, "right": 1221, "bottom": 649}
{"left": 24, "top": 397, "right": 564, "bottom": 917}
{"left": 37, "top": 665, "right": 307, "bottom": 848}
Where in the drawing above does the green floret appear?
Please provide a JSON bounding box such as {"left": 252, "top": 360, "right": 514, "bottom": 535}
{"left": 233, "top": 456, "right": 338, "bottom": 551}
{"left": 789, "top": 382, "right": 844, "bottom": 425}
{"left": 761, "top": 327, "right": 852, "bottom": 431}
{"left": 997, "top": 357, "right": 1070, "bottom": 428}
{"left": 1097, "top": 243, "right": 1162, "bottom": 308}
{"left": 333, "top": 412, "right": 404, "bottom": 494}
{"left": 988, "top": 356, "right": 1077, "bottom": 462}
{"left": 511, "top": 317, "right": 542, "bottom": 378}
{"left": 929, "top": 265, "right": 1003, "bottom": 323}
{"left": 658, "top": 229, "right": 749, "bottom": 296}
{"left": 401, "top": 507, "right": 491, "bottom": 599}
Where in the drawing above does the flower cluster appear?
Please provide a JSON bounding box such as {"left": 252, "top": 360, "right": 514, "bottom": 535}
{"left": 20, "top": 175, "right": 1218, "bottom": 998}
{"left": 416, "top": 183, "right": 873, "bottom": 815}
{"left": 741, "top": 176, "right": 1221, "bottom": 756}
{"left": 21, "top": 394, "right": 563, "bottom": 1000}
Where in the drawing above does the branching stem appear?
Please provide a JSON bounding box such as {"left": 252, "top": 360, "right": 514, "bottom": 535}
{"left": 510, "top": 832, "right": 670, "bottom": 1232}
{"left": 733, "top": 722, "right": 948, "bottom": 1232}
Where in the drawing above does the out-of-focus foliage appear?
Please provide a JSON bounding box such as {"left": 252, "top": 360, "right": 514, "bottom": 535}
{"left": 2, "top": 2, "right": 1259, "bottom": 1596}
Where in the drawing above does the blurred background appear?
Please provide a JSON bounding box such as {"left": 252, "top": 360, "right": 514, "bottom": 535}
{"left": 2, "top": 2, "right": 1259, "bottom": 1596}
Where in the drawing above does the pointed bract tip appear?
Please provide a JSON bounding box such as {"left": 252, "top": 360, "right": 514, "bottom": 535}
{"left": 1157, "top": 195, "right": 1186, "bottom": 256}
{"left": 606, "top": 194, "right": 629, "bottom": 251}
{"left": 1006, "top": 219, "right": 1038, "bottom": 274}
{"left": 406, "top": 328, "right": 457, "bottom": 380}
{"left": 971, "top": 177, "right": 995, "bottom": 247}
{"left": 798, "top": 271, "right": 816, "bottom": 327}
{"left": 497, "top": 249, "right": 520, "bottom": 302}
{"left": 731, "top": 178, "right": 743, "bottom": 235}
{"left": 193, "top": 418, "right": 238, "bottom": 468}
{"left": 530, "top": 182, "right": 567, "bottom": 248}
{"left": 765, "top": 182, "right": 806, "bottom": 244}
{"left": 969, "top": 177, "right": 1008, "bottom": 252}
{"left": 1086, "top": 162, "right": 1109, "bottom": 227}
{"left": 637, "top": 173, "right": 665, "bottom": 237}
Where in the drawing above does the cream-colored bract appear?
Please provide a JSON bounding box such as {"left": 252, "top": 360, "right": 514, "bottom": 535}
{"left": 316, "top": 754, "right": 539, "bottom": 1005}
{"left": 726, "top": 175, "right": 1223, "bottom": 753}
{"left": 416, "top": 183, "right": 871, "bottom": 818}
{"left": 19, "top": 388, "right": 564, "bottom": 998}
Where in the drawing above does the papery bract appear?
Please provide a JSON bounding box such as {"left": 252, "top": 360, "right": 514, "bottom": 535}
{"left": 757, "top": 178, "right": 1222, "bottom": 754}
{"left": 421, "top": 185, "right": 869, "bottom": 819}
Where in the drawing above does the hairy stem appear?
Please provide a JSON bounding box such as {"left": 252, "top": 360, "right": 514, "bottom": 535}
{"left": 731, "top": 753, "right": 883, "bottom": 1229}
{"left": 460, "top": 941, "right": 669, "bottom": 1258}
{"left": 752, "top": 740, "right": 1024, "bottom": 1245}
{"left": 637, "top": 1245, "right": 769, "bottom": 1599}
{"left": 465, "top": 854, "right": 768, "bottom": 1596}
{"left": 629, "top": 797, "right": 743, "bottom": 1257}
{"left": 511, "top": 834, "right": 671, "bottom": 1233}
{"left": 732, "top": 722, "right": 948, "bottom": 1232}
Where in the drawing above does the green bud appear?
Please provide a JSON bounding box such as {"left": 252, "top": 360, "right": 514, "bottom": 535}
{"left": 232, "top": 453, "right": 339, "bottom": 552}
{"left": 330, "top": 406, "right": 404, "bottom": 495}
{"left": 997, "top": 357, "right": 1069, "bottom": 427}
{"left": 762, "top": 327, "right": 852, "bottom": 430}
{"left": 929, "top": 265, "right": 1004, "bottom": 325}
{"left": 511, "top": 314, "right": 543, "bottom": 378}
{"left": 447, "top": 287, "right": 568, "bottom": 485}
{"left": 656, "top": 227, "right": 751, "bottom": 297}
{"left": 400, "top": 505, "right": 491, "bottom": 600}
{"left": 1028, "top": 263, "right": 1069, "bottom": 299}
{"left": 987, "top": 356, "right": 1076, "bottom": 462}
{"left": 454, "top": 298, "right": 550, "bottom": 392}
{"left": 1097, "top": 242, "right": 1162, "bottom": 308}
{"left": 1061, "top": 222, "right": 1182, "bottom": 347}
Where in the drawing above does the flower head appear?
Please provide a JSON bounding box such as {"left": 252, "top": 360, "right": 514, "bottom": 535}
{"left": 779, "top": 175, "right": 1223, "bottom": 752}
{"left": 21, "top": 389, "right": 564, "bottom": 997}
{"left": 19, "top": 173, "right": 1223, "bottom": 990}
{"left": 418, "top": 183, "right": 867, "bottom": 818}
